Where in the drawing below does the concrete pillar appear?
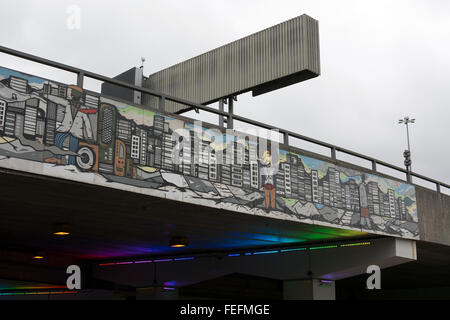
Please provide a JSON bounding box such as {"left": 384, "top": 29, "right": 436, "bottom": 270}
{"left": 283, "top": 279, "right": 335, "bottom": 300}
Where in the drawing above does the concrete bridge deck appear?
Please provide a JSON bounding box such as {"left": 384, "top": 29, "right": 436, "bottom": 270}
{"left": 0, "top": 47, "right": 449, "bottom": 299}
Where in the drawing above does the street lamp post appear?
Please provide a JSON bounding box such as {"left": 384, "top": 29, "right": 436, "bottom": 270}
{"left": 398, "top": 116, "right": 415, "bottom": 182}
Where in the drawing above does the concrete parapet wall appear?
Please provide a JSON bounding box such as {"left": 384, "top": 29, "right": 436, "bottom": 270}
{"left": 417, "top": 187, "right": 450, "bottom": 246}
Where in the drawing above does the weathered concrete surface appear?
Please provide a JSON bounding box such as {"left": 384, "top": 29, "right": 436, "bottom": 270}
{"left": 417, "top": 187, "right": 450, "bottom": 246}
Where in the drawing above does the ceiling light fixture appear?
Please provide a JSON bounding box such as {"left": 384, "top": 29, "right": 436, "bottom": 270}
{"left": 52, "top": 223, "right": 72, "bottom": 236}
{"left": 170, "top": 236, "right": 189, "bottom": 248}
{"left": 32, "top": 252, "right": 45, "bottom": 260}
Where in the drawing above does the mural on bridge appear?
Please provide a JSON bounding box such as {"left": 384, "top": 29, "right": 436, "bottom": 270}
{"left": 0, "top": 66, "right": 419, "bottom": 240}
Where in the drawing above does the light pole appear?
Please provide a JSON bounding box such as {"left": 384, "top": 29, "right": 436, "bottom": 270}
{"left": 398, "top": 116, "right": 415, "bottom": 181}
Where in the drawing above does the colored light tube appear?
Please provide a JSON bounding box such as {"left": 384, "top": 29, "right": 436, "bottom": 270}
{"left": 154, "top": 259, "right": 173, "bottom": 263}
{"left": 228, "top": 254, "right": 240, "bottom": 257}
{"left": 320, "top": 280, "right": 333, "bottom": 284}
{"left": 115, "top": 261, "right": 133, "bottom": 265}
{"left": 134, "top": 260, "right": 153, "bottom": 264}
{"left": 163, "top": 287, "right": 175, "bottom": 291}
{"left": 252, "top": 250, "right": 279, "bottom": 255}
{"left": 174, "top": 257, "right": 195, "bottom": 261}
{"left": 309, "top": 245, "right": 338, "bottom": 250}
{"left": 340, "top": 242, "right": 371, "bottom": 247}
{"left": 280, "top": 248, "right": 307, "bottom": 253}
{"left": 0, "top": 291, "right": 77, "bottom": 296}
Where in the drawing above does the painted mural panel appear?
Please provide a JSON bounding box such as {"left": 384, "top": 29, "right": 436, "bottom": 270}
{"left": 0, "top": 66, "right": 419, "bottom": 240}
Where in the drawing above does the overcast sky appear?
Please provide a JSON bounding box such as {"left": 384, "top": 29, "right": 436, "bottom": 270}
{"left": 0, "top": 0, "right": 449, "bottom": 190}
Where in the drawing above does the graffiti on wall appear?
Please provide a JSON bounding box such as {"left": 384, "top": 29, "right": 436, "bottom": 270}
{"left": 0, "top": 66, "right": 419, "bottom": 240}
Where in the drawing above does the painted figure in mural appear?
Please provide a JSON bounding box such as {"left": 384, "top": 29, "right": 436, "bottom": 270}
{"left": 359, "top": 174, "right": 372, "bottom": 228}
{"left": 260, "top": 149, "right": 277, "bottom": 212}
{"left": 55, "top": 86, "right": 94, "bottom": 165}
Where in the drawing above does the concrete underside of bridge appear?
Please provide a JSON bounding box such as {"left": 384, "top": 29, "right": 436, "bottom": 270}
{"left": 1, "top": 169, "right": 449, "bottom": 300}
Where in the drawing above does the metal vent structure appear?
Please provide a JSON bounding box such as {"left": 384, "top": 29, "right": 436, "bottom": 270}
{"left": 143, "top": 14, "right": 320, "bottom": 114}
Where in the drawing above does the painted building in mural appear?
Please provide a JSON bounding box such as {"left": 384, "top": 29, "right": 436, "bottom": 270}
{"left": 0, "top": 66, "right": 419, "bottom": 240}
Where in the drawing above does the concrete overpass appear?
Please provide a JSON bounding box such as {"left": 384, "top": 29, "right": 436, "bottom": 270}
{"left": 0, "top": 40, "right": 449, "bottom": 300}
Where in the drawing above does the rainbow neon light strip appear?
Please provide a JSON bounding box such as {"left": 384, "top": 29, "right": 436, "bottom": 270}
{"left": 0, "top": 291, "right": 77, "bottom": 296}
{"left": 98, "top": 241, "right": 371, "bottom": 267}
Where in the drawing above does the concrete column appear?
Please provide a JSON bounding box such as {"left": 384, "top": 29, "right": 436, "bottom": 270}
{"left": 283, "top": 279, "right": 335, "bottom": 300}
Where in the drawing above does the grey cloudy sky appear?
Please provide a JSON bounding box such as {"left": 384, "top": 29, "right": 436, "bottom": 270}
{"left": 0, "top": 0, "right": 449, "bottom": 190}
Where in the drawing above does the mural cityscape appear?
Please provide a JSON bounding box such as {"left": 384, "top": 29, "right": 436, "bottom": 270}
{"left": 0, "top": 66, "right": 419, "bottom": 240}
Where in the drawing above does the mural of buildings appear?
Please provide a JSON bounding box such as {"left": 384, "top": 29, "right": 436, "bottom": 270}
{"left": 0, "top": 66, "right": 420, "bottom": 240}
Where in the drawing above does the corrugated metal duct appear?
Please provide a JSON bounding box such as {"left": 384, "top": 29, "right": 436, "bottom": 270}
{"left": 143, "top": 14, "right": 320, "bottom": 114}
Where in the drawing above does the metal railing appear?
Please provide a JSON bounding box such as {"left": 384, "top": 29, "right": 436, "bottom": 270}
{"left": 1, "top": 45, "right": 448, "bottom": 194}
